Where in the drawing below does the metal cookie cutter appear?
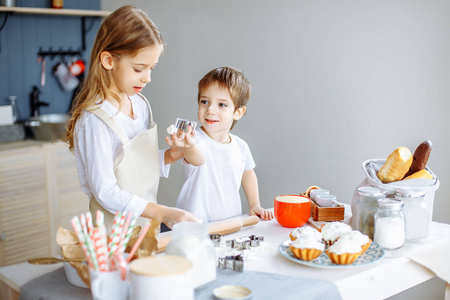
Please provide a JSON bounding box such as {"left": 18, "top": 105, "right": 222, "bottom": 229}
{"left": 209, "top": 233, "right": 222, "bottom": 247}
{"left": 175, "top": 118, "right": 197, "bottom": 132}
{"left": 226, "top": 235, "right": 264, "bottom": 250}
{"left": 218, "top": 254, "right": 244, "bottom": 272}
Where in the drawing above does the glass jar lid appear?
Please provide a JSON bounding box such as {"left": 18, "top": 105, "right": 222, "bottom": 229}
{"left": 377, "top": 198, "right": 404, "bottom": 210}
{"left": 357, "top": 187, "right": 387, "bottom": 198}
{"left": 395, "top": 188, "right": 425, "bottom": 199}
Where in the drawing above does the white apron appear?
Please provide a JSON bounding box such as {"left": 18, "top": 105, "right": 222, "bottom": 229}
{"left": 87, "top": 95, "right": 160, "bottom": 231}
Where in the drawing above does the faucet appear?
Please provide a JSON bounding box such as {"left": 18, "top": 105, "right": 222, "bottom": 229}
{"left": 30, "top": 86, "right": 49, "bottom": 117}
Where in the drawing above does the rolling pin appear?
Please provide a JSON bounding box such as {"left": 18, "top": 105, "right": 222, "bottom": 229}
{"left": 156, "top": 215, "right": 259, "bottom": 253}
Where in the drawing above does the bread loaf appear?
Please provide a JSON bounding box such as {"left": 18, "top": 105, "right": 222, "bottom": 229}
{"left": 403, "top": 169, "right": 433, "bottom": 180}
{"left": 403, "top": 140, "right": 432, "bottom": 178}
{"left": 377, "top": 147, "right": 413, "bottom": 183}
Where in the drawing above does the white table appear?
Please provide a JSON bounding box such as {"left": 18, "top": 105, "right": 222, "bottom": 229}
{"left": 220, "top": 218, "right": 450, "bottom": 300}
{"left": 1, "top": 217, "right": 449, "bottom": 300}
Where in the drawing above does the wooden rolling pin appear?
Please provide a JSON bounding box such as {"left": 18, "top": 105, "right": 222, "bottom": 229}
{"left": 156, "top": 215, "right": 259, "bottom": 253}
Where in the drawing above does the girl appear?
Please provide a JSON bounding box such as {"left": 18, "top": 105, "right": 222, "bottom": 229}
{"left": 62, "top": 5, "right": 198, "bottom": 230}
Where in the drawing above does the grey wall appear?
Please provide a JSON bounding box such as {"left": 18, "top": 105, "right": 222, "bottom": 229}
{"left": 102, "top": 0, "right": 450, "bottom": 227}
{"left": 0, "top": 0, "right": 101, "bottom": 120}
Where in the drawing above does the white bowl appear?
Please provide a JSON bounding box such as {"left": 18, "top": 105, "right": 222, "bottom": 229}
{"left": 63, "top": 262, "right": 89, "bottom": 288}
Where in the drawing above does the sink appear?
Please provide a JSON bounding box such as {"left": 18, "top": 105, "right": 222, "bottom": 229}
{"left": 25, "top": 114, "right": 70, "bottom": 141}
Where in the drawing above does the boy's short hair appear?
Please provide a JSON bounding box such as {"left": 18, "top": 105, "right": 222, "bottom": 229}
{"left": 198, "top": 67, "right": 251, "bottom": 130}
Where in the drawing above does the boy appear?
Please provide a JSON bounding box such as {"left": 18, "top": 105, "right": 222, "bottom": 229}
{"left": 168, "top": 67, "right": 273, "bottom": 222}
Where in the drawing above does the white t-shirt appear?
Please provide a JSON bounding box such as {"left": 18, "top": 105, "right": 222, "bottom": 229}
{"left": 176, "top": 128, "right": 255, "bottom": 222}
{"left": 74, "top": 94, "right": 169, "bottom": 216}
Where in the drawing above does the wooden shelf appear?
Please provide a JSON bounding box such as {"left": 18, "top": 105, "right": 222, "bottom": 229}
{"left": 0, "top": 6, "right": 110, "bottom": 17}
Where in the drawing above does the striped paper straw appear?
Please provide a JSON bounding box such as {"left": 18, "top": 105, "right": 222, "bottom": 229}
{"left": 79, "top": 213, "right": 98, "bottom": 270}
{"left": 126, "top": 222, "right": 150, "bottom": 263}
{"left": 108, "top": 213, "right": 125, "bottom": 257}
{"left": 94, "top": 211, "right": 109, "bottom": 272}
{"left": 71, "top": 216, "right": 94, "bottom": 270}
{"left": 107, "top": 212, "right": 122, "bottom": 254}
{"left": 119, "top": 215, "right": 138, "bottom": 253}
{"left": 86, "top": 211, "right": 94, "bottom": 235}
{"left": 114, "top": 252, "right": 128, "bottom": 280}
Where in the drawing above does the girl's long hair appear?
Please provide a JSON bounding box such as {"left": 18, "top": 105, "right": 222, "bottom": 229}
{"left": 62, "top": 5, "right": 163, "bottom": 150}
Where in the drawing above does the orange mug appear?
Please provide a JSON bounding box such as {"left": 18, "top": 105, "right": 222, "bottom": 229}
{"left": 274, "top": 195, "right": 311, "bottom": 228}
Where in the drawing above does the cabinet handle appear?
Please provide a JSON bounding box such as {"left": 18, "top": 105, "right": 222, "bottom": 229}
{"left": 0, "top": 233, "right": 6, "bottom": 241}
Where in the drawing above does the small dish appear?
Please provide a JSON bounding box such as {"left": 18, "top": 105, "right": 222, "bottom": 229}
{"left": 315, "top": 194, "right": 338, "bottom": 207}
{"left": 213, "top": 285, "right": 252, "bottom": 300}
{"left": 63, "top": 262, "right": 89, "bottom": 288}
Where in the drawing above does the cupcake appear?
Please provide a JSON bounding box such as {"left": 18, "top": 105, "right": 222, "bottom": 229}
{"left": 320, "top": 222, "right": 352, "bottom": 246}
{"left": 326, "top": 238, "right": 363, "bottom": 265}
{"left": 338, "top": 230, "right": 372, "bottom": 253}
{"left": 289, "top": 226, "right": 323, "bottom": 242}
{"left": 289, "top": 235, "right": 325, "bottom": 261}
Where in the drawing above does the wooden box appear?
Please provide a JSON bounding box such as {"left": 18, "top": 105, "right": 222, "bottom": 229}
{"left": 310, "top": 200, "right": 345, "bottom": 222}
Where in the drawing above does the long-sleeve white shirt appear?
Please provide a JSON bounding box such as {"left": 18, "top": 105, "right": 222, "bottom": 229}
{"left": 74, "top": 94, "right": 169, "bottom": 217}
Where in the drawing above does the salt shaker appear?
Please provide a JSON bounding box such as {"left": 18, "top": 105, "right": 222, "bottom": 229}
{"left": 374, "top": 199, "right": 406, "bottom": 250}
{"left": 352, "top": 187, "right": 387, "bottom": 239}
{"left": 165, "top": 222, "right": 216, "bottom": 289}
{"left": 395, "top": 188, "right": 428, "bottom": 242}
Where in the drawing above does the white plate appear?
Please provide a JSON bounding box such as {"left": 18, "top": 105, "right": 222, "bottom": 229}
{"left": 278, "top": 240, "right": 385, "bottom": 268}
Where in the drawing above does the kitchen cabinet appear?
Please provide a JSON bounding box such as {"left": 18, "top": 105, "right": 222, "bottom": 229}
{"left": 0, "top": 141, "right": 88, "bottom": 267}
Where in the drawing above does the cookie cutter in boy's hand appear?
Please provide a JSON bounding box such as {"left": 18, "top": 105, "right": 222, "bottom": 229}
{"left": 167, "top": 118, "right": 197, "bottom": 135}
{"left": 175, "top": 118, "right": 197, "bottom": 132}
{"left": 218, "top": 254, "right": 244, "bottom": 272}
{"left": 226, "top": 235, "right": 264, "bottom": 250}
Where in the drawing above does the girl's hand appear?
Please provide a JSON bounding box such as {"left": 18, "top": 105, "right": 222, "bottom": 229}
{"left": 160, "top": 206, "right": 200, "bottom": 229}
{"left": 165, "top": 131, "right": 185, "bottom": 162}
{"left": 249, "top": 205, "right": 274, "bottom": 221}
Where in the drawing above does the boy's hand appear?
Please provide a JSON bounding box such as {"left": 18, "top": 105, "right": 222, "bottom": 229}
{"left": 249, "top": 205, "right": 274, "bottom": 221}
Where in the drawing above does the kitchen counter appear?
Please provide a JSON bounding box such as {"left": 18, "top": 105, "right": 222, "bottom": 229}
{"left": 1, "top": 213, "right": 449, "bottom": 299}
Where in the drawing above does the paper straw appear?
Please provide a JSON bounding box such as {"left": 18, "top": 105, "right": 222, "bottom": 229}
{"left": 86, "top": 211, "right": 94, "bottom": 235}
{"left": 114, "top": 252, "right": 128, "bottom": 280}
{"left": 79, "top": 213, "right": 98, "bottom": 270}
{"left": 119, "top": 215, "right": 138, "bottom": 253}
{"left": 107, "top": 212, "right": 123, "bottom": 254}
{"left": 71, "top": 216, "right": 95, "bottom": 270}
{"left": 126, "top": 223, "right": 150, "bottom": 263}
{"left": 94, "top": 211, "right": 109, "bottom": 271}
{"left": 108, "top": 213, "right": 125, "bottom": 257}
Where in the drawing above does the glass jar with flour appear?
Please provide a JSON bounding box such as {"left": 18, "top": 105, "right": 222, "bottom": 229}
{"left": 374, "top": 199, "right": 406, "bottom": 250}
{"left": 352, "top": 187, "right": 387, "bottom": 239}
{"left": 395, "top": 188, "right": 428, "bottom": 242}
{"left": 165, "top": 222, "right": 216, "bottom": 289}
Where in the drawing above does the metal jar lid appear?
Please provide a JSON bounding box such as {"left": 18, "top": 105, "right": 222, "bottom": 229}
{"left": 377, "top": 198, "right": 404, "bottom": 210}
{"left": 395, "top": 188, "right": 425, "bottom": 199}
{"left": 357, "top": 187, "right": 387, "bottom": 198}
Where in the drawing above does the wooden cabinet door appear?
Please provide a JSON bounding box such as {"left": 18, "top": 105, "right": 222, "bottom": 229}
{"left": 0, "top": 145, "right": 51, "bottom": 266}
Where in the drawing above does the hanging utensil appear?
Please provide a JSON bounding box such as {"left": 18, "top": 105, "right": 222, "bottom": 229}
{"left": 37, "top": 56, "right": 46, "bottom": 87}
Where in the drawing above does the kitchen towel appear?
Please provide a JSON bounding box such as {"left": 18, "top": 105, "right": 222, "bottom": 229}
{"left": 19, "top": 266, "right": 342, "bottom": 300}
{"left": 196, "top": 268, "right": 342, "bottom": 300}
{"left": 384, "top": 221, "right": 450, "bottom": 283}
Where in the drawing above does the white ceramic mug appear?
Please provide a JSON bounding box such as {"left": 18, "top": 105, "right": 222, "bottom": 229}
{"left": 90, "top": 269, "right": 129, "bottom": 300}
{"left": 130, "top": 255, "right": 193, "bottom": 300}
